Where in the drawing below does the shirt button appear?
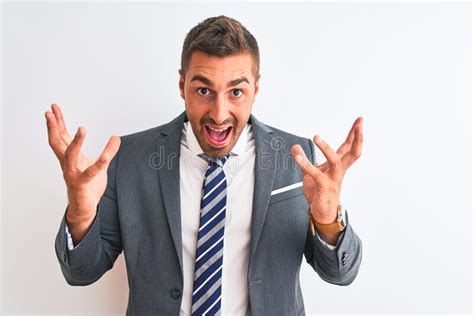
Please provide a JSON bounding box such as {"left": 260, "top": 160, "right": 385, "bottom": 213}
{"left": 170, "top": 289, "right": 181, "bottom": 299}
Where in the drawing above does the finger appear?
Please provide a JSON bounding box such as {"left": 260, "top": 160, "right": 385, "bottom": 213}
{"left": 335, "top": 141, "right": 351, "bottom": 157}
{"left": 64, "top": 126, "right": 87, "bottom": 170}
{"left": 317, "top": 161, "right": 328, "bottom": 173}
{"left": 332, "top": 116, "right": 363, "bottom": 165}
{"left": 313, "top": 135, "right": 341, "bottom": 173}
{"left": 334, "top": 116, "right": 363, "bottom": 157}
{"left": 45, "top": 111, "right": 67, "bottom": 160}
{"left": 291, "top": 144, "right": 326, "bottom": 184}
{"left": 80, "top": 136, "right": 121, "bottom": 182}
{"left": 342, "top": 124, "right": 363, "bottom": 168}
{"left": 343, "top": 116, "right": 364, "bottom": 146}
{"left": 51, "top": 103, "right": 73, "bottom": 145}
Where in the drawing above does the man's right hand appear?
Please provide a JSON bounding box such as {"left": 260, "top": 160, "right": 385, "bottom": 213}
{"left": 45, "top": 103, "right": 121, "bottom": 245}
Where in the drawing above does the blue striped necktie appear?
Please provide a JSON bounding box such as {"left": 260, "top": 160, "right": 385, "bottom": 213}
{"left": 191, "top": 154, "right": 230, "bottom": 315}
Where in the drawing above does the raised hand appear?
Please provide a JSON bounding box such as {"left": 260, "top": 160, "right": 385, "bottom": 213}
{"left": 45, "top": 103, "right": 121, "bottom": 243}
{"left": 312, "top": 117, "right": 364, "bottom": 174}
{"left": 291, "top": 117, "right": 363, "bottom": 240}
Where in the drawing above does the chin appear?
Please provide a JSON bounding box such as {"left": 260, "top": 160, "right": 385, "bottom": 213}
{"left": 201, "top": 134, "right": 237, "bottom": 159}
{"left": 203, "top": 143, "right": 234, "bottom": 159}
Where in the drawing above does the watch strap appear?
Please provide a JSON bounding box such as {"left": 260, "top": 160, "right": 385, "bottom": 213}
{"left": 309, "top": 204, "right": 346, "bottom": 235}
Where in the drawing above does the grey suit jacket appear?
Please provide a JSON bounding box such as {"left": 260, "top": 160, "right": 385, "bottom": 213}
{"left": 55, "top": 111, "right": 362, "bottom": 315}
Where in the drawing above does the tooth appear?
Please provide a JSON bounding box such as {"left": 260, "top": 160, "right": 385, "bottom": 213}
{"left": 209, "top": 126, "right": 227, "bottom": 132}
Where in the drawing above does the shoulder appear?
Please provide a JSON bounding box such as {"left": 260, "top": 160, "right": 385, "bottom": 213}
{"left": 111, "top": 113, "right": 185, "bottom": 165}
{"left": 261, "top": 121, "right": 310, "bottom": 145}
{"left": 118, "top": 112, "right": 185, "bottom": 148}
{"left": 251, "top": 117, "right": 315, "bottom": 163}
{"left": 119, "top": 125, "right": 166, "bottom": 146}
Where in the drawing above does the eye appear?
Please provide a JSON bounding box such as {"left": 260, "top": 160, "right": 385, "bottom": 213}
{"left": 197, "top": 88, "right": 210, "bottom": 96}
{"left": 232, "top": 89, "right": 243, "bottom": 97}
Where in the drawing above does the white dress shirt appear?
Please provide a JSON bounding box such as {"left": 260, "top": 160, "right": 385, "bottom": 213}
{"left": 64, "top": 120, "right": 339, "bottom": 315}
{"left": 179, "top": 122, "right": 255, "bottom": 315}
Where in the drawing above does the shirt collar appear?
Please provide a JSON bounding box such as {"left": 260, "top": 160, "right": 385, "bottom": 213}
{"left": 184, "top": 121, "right": 251, "bottom": 157}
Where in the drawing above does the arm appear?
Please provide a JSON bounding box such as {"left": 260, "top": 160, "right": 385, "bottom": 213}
{"left": 301, "top": 136, "right": 363, "bottom": 285}
{"left": 54, "top": 154, "right": 123, "bottom": 286}
{"left": 303, "top": 207, "right": 362, "bottom": 285}
{"left": 46, "top": 103, "right": 122, "bottom": 286}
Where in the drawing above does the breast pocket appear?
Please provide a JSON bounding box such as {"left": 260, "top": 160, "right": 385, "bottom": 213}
{"left": 267, "top": 182, "right": 309, "bottom": 256}
{"left": 269, "top": 182, "right": 305, "bottom": 205}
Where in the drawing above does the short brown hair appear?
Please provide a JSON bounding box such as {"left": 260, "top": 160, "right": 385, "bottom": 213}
{"left": 180, "top": 15, "right": 260, "bottom": 79}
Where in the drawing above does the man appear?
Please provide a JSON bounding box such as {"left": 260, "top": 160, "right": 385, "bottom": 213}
{"left": 47, "top": 15, "right": 363, "bottom": 315}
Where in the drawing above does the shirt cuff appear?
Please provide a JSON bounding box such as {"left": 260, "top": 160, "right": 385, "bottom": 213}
{"left": 65, "top": 221, "right": 75, "bottom": 251}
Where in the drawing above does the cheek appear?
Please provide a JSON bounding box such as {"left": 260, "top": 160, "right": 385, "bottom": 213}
{"left": 185, "top": 94, "right": 206, "bottom": 114}
{"left": 185, "top": 105, "right": 210, "bottom": 131}
{"left": 230, "top": 99, "right": 252, "bottom": 117}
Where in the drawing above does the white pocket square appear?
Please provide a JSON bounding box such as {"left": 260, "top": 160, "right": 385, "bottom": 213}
{"left": 270, "top": 181, "right": 303, "bottom": 196}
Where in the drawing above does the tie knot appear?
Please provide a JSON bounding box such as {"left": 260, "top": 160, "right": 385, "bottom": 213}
{"left": 199, "top": 154, "right": 230, "bottom": 168}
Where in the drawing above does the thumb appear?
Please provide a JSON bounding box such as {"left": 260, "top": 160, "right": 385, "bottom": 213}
{"left": 291, "top": 144, "right": 310, "bottom": 173}
{"left": 291, "top": 144, "right": 324, "bottom": 183}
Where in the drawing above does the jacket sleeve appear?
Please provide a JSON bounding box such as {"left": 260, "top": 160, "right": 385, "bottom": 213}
{"left": 54, "top": 152, "right": 123, "bottom": 286}
{"left": 303, "top": 138, "right": 363, "bottom": 285}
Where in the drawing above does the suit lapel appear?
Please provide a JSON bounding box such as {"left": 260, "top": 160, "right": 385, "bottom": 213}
{"left": 155, "top": 111, "right": 187, "bottom": 274}
{"left": 154, "top": 111, "right": 277, "bottom": 276}
{"left": 248, "top": 115, "right": 277, "bottom": 270}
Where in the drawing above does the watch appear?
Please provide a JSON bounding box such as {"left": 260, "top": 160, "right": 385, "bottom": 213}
{"left": 309, "top": 204, "right": 346, "bottom": 235}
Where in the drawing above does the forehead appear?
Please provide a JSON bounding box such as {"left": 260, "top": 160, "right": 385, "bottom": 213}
{"left": 187, "top": 51, "right": 255, "bottom": 81}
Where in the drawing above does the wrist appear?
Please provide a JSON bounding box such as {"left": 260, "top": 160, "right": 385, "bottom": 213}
{"left": 66, "top": 202, "right": 96, "bottom": 222}
{"left": 310, "top": 205, "right": 338, "bottom": 225}
{"left": 309, "top": 204, "right": 346, "bottom": 236}
{"left": 65, "top": 205, "right": 96, "bottom": 231}
{"left": 65, "top": 208, "right": 96, "bottom": 245}
{"left": 317, "top": 231, "right": 340, "bottom": 246}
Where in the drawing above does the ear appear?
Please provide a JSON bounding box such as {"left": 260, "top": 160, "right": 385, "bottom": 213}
{"left": 178, "top": 69, "right": 185, "bottom": 100}
{"left": 253, "top": 74, "right": 261, "bottom": 100}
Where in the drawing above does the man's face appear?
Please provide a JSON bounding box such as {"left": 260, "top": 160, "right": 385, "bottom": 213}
{"left": 179, "top": 50, "right": 260, "bottom": 159}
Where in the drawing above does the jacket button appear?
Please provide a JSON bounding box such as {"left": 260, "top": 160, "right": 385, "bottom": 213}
{"left": 63, "top": 253, "right": 67, "bottom": 262}
{"left": 170, "top": 289, "right": 181, "bottom": 299}
{"left": 342, "top": 252, "right": 348, "bottom": 266}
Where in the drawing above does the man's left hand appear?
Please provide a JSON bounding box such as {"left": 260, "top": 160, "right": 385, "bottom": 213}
{"left": 291, "top": 117, "right": 364, "bottom": 233}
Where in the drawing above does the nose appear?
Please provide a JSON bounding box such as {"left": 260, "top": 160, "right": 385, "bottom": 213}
{"left": 208, "top": 93, "right": 230, "bottom": 125}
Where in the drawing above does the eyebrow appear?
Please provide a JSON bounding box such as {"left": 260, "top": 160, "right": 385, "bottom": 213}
{"left": 190, "top": 75, "right": 250, "bottom": 87}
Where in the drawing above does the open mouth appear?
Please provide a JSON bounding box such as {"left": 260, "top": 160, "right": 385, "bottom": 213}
{"left": 204, "top": 125, "right": 232, "bottom": 148}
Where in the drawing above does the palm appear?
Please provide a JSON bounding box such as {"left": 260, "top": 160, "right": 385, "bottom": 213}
{"left": 45, "top": 103, "right": 120, "bottom": 218}
{"left": 73, "top": 153, "right": 108, "bottom": 207}
{"left": 303, "top": 173, "right": 316, "bottom": 204}
{"left": 292, "top": 117, "right": 364, "bottom": 223}
{"left": 303, "top": 136, "right": 353, "bottom": 204}
{"left": 302, "top": 162, "right": 340, "bottom": 218}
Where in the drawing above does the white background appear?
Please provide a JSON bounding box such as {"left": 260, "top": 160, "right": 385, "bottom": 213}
{"left": 1, "top": 2, "right": 472, "bottom": 314}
